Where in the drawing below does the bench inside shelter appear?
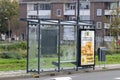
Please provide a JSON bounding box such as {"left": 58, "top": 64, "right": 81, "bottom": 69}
{"left": 52, "top": 60, "right": 76, "bottom": 66}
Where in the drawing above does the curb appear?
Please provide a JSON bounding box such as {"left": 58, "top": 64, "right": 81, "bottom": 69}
{"left": 32, "top": 67, "right": 120, "bottom": 78}
{"left": 0, "top": 66, "right": 120, "bottom": 79}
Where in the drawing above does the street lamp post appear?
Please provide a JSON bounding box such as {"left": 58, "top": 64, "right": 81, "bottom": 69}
{"left": 76, "top": 0, "right": 80, "bottom": 68}
{"left": 77, "top": 0, "right": 80, "bottom": 22}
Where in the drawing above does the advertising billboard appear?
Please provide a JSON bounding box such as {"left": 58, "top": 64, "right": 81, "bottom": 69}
{"left": 80, "top": 30, "right": 95, "bottom": 66}
{"left": 63, "top": 26, "right": 75, "bottom": 40}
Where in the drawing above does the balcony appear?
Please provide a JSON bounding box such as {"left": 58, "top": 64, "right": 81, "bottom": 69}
{"left": 80, "top": 10, "right": 90, "bottom": 15}
{"left": 104, "top": 23, "right": 110, "bottom": 29}
{"left": 64, "top": 9, "right": 90, "bottom": 16}
{"left": 104, "top": 10, "right": 116, "bottom": 15}
{"left": 27, "top": 10, "right": 51, "bottom": 17}
{"left": 104, "top": 36, "right": 114, "bottom": 42}
{"left": 64, "top": 9, "right": 75, "bottom": 15}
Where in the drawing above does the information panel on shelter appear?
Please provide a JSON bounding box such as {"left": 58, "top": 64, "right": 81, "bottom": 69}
{"left": 80, "top": 30, "right": 94, "bottom": 66}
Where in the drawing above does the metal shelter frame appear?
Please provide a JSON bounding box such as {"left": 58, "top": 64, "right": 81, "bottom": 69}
{"left": 21, "top": 18, "right": 95, "bottom": 74}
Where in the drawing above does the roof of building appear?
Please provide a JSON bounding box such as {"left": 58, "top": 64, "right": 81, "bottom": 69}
{"left": 20, "top": 0, "right": 76, "bottom": 2}
{"left": 90, "top": 0, "right": 118, "bottom": 2}
{"left": 19, "top": 0, "right": 118, "bottom": 4}
{"left": 19, "top": 0, "right": 118, "bottom": 2}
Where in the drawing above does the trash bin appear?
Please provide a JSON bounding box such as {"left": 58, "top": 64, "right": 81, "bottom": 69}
{"left": 98, "top": 47, "right": 106, "bottom": 61}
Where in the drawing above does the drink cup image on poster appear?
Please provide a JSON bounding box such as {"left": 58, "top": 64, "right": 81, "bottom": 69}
{"left": 81, "top": 31, "right": 94, "bottom": 65}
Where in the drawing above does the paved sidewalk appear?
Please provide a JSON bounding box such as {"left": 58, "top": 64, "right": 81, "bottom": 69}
{"left": 0, "top": 64, "right": 120, "bottom": 79}
{"left": 0, "top": 70, "right": 31, "bottom": 78}
{"left": 96, "top": 64, "right": 120, "bottom": 70}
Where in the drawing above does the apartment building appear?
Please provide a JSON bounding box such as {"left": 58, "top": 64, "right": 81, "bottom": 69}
{"left": 90, "top": 0, "right": 119, "bottom": 46}
{"left": 19, "top": 0, "right": 90, "bottom": 19}
{"left": 19, "top": 0, "right": 90, "bottom": 22}
{"left": 19, "top": 0, "right": 90, "bottom": 41}
{"left": 19, "top": 0, "right": 120, "bottom": 46}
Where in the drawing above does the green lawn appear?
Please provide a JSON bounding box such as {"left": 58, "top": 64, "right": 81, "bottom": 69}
{"left": 0, "top": 59, "right": 26, "bottom": 71}
{"left": 96, "top": 54, "right": 120, "bottom": 64}
{"left": 0, "top": 54, "right": 120, "bottom": 71}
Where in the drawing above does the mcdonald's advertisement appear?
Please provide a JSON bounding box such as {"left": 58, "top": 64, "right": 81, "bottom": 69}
{"left": 81, "top": 30, "right": 94, "bottom": 66}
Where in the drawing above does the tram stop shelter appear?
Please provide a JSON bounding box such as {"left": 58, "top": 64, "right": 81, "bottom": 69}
{"left": 21, "top": 18, "right": 95, "bottom": 74}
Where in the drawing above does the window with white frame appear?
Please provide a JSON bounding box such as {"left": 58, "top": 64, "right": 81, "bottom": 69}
{"left": 70, "top": 3, "right": 75, "bottom": 10}
{"left": 110, "top": 2, "right": 117, "bottom": 9}
{"left": 96, "top": 22, "right": 102, "bottom": 29}
{"left": 97, "top": 9, "right": 102, "bottom": 16}
{"left": 79, "top": 2, "right": 90, "bottom": 9}
{"left": 65, "top": 3, "right": 75, "bottom": 10}
{"left": 57, "top": 9, "right": 61, "bottom": 16}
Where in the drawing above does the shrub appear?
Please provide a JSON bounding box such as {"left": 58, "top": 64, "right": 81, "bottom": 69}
{"left": 0, "top": 51, "right": 23, "bottom": 59}
{"left": 0, "top": 41, "right": 26, "bottom": 51}
{"left": 13, "top": 41, "right": 26, "bottom": 50}
{"left": 18, "top": 49, "right": 27, "bottom": 58}
{"left": 0, "top": 41, "right": 27, "bottom": 59}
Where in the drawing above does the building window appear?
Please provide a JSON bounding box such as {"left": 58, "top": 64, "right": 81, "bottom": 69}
{"left": 96, "top": 22, "right": 102, "bottom": 29}
{"left": 65, "top": 3, "right": 75, "bottom": 10}
{"left": 105, "top": 29, "right": 111, "bottom": 36}
{"left": 79, "top": 2, "right": 90, "bottom": 9}
{"left": 70, "top": 4, "right": 75, "bottom": 10}
{"left": 57, "top": 9, "right": 61, "bottom": 16}
{"left": 34, "top": 4, "right": 38, "bottom": 10}
{"left": 110, "top": 3, "right": 117, "bottom": 9}
{"left": 65, "top": 16, "right": 76, "bottom": 20}
{"left": 34, "top": 3, "right": 51, "bottom": 10}
{"left": 39, "top": 4, "right": 51, "bottom": 10}
{"left": 97, "top": 9, "right": 102, "bottom": 16}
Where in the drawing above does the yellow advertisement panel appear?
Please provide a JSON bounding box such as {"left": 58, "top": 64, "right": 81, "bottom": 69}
{"left": 81, "top": 30, "right": 94, "bottom": 66}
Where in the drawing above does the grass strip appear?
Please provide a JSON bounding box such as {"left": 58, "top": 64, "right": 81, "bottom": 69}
{"left": 0, "top": 54, "right": 120, "bottom": 71}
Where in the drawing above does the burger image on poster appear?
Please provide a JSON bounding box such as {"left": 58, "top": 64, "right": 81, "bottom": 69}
{"left": 81, "top": 31, "right": 94, "bottom": 65}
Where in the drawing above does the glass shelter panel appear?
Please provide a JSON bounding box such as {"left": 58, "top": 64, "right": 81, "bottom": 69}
{"left": 40, "top": 25, "right": 58, "bottom": 71}
{"left": 28, "top": 25, "right": 38, "bottom": 71}
{"left": 60, "top": 26, "right": 77, "bottom": 69}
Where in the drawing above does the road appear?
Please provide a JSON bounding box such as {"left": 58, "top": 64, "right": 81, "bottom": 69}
{"left": 9, "top": 70, "right": 120, "bottom": 80}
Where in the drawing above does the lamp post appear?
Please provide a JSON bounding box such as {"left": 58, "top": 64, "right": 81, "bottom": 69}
{"left": 76, "top": 0, "right": 80, "bottom": 68}
{"left": 37, "top": 3, "right": 39, "bottom": 18}
{"left": 77, "top": 0, "right": 80, "bottom": 22}
{"left": 5, "top": 17, "right": 11, "bottom": 42}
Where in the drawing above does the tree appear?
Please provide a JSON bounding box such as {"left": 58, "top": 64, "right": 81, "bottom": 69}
{"left": 0, "top": 0, "right": 18, "bottom": 33}
{"left": 107, "top": 7, "right": 120, "bottom": 49}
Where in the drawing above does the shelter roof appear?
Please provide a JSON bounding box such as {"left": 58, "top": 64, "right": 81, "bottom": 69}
{"left": 21, "top": 18, "right": 94, "bottom": 26}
